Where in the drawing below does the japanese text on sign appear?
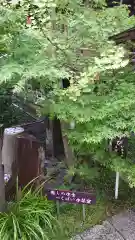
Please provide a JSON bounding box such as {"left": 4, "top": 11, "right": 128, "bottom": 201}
{"left": 47, "top": 189, "right": 96, "bottom": 205}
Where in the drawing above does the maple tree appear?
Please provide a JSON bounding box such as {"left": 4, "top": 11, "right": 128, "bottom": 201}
{"left": 1, "top": 0, "right": 135, "bottom": 186}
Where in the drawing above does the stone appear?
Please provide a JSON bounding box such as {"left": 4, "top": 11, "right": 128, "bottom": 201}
{"left": 76, "top": 221, "right": 124, "bottom": 240}
{"left": 109, "top": 210, "right": 135, "bottom": 240}
{"left": 71, "top": 209, "right": 135, "bottom": 240}
{"left": 80, "top": 224, "right": 110, "bottom": 240}
{"left": 71, "top": 235, "right": 82, "bottom": 240}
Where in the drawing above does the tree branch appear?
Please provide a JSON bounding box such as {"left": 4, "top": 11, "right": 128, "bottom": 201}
{"left": 34, "top": 16, "right": 78, "bottom": 73}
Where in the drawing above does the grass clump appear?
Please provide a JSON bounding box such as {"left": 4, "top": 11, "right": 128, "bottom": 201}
{"left": 0, "top": 189, "right": 58, "bottom": 240}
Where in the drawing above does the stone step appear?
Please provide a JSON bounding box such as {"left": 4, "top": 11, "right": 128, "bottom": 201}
{"left": 72, "top": 220, "right": 124, "bottom": 240}
{"left": 109, "top": 210, "right": 135, "bottom": 240}
{"left": 71, "top": 210, "right": 135, "bottom": 240}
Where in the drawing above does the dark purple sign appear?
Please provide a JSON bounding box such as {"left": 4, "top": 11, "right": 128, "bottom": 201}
{"left": 47, "top": 189, "right": 96, "bottom": 205}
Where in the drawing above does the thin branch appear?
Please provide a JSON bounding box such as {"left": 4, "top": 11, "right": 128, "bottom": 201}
{"left": 34, "top": 16, "right": 79, "bottom": 73}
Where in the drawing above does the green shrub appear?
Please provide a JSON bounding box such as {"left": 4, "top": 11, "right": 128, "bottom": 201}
{"left": 0, "top": 189, "right": 58, "bottom": 240}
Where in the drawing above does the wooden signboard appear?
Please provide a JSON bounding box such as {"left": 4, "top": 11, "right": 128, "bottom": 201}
{"left": 47, "top": 189, "right": 96, "bottom": 205}
{"left": 47, "top": 189, "right": 96, "bottom": 221}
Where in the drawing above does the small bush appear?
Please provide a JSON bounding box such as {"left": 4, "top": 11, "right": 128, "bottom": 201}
{"left": 0, "top": 189, "right": 58, "bottom": 240}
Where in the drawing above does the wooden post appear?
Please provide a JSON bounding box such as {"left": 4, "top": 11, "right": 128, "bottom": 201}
{"left": 0, "top": 139, "right": 5, "bottom": 212}
{"left": 82, "top": 204, "right": 86, "bottom": 222}
{"left": 17, "top": 135, "right": 39, "bottom": 188}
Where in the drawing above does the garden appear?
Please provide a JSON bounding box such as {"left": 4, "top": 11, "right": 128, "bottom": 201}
{"left": 1, "top": 0, "right": 135, "bottom": 239}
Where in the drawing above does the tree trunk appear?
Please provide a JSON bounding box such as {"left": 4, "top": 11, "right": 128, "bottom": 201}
{"left": 52, "top": 118, "right": 64, "bottom": 157}
{"left": 38, "top": 146, "right": 45, "bottom": 186}
{"left": 60, "top": 121, "right": 74, "bottom": 167}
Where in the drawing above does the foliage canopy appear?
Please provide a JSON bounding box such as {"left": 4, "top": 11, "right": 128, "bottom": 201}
{"left": 1, "top": 0, "right": 135, "bottom": 186}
